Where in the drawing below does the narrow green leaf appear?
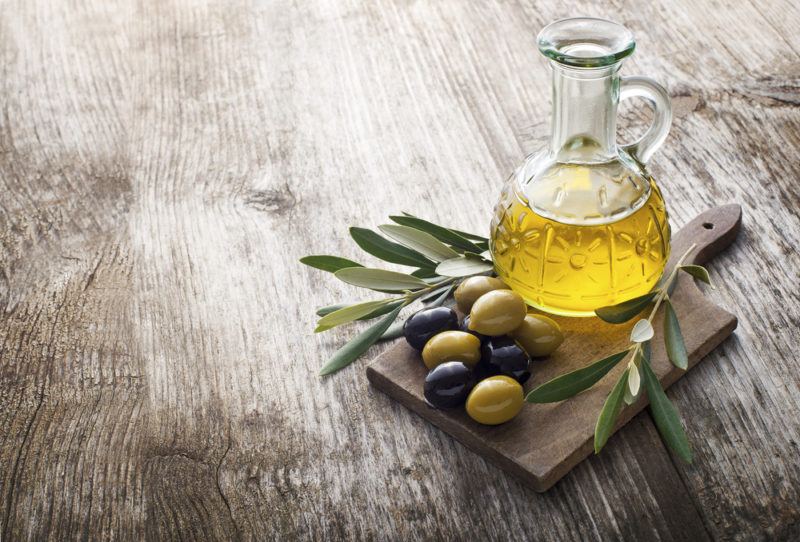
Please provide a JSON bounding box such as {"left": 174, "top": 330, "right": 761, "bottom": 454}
{"left": 378, "top": 319, "right": 405, "bottom": 341}
{"left": 664, "top": 300, "right": 688, "bottom": 369}
{"left": 435, "top": 256, "right": 494, "bottom": 277}
{"left": 453, "top": 230, "right": 489, "bottom": 243}
{"left": 300, "top": 255, "right": 363, "bottom": 273}
{"left": 526, "top": 349, "right": 630, "bottom": 403}
{"left": 595, "top": 292, "right": 658, "bottom": 324}
{"left": 625, "top": 345, "right": 648, "bottom": 404}
{"left": 349, "top": 227, "right": 434, "bottom": 268}
{"left": 630, "top": 319, "right": 654, "bottom": 343}
{"left": 388, "top": 215, "right": 484, "bottom": 253}
{"left": 315, "top": 299, "right": 402, "bottom": 332}
{"left": 419, "top": 284, "right": 450, "bottom": 302}
{"left": 316, "top": 303, "right": 349, "bottom": 317}
{"left": 378, "top": 224, "right": 460, "bottom": 262}
{"left": 399, "top": 211, "right": 489, "bottom": 242}
{"left": 316, "top": 301, "right": 401, "bottom": 321}
{"left": 428, "top": 284, "right": 455, "bottom": 307}
{"left": 628, "top": 362, "right": 640, "bottom": 396}
{"left": 641, "top": 359, "right": 693, "bottom": 462}
{"left": 680, "top": 265, "right": 714, "bottom": 288}
{"left": 411, "top": 267, "right": 440, "bottom": 279}
{"left": 594, "top": 369, "right": 630, "bottom": 454}
{"left": 361, "top": 301, "right": 405, "bottom": 320}
{"left": 320, "top": 304, "right": 405, "bottom": 375}
{"left": 334, "top": 267, "right": 429, "bottom": 292}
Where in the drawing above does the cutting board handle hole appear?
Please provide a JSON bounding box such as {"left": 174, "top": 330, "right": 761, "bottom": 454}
{"left": 702, "top": 222, "right": 714, "bottom": 230}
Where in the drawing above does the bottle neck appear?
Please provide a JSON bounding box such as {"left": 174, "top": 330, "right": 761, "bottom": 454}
{"left": 548, "top": 63, "right": 620, "bottom": 162}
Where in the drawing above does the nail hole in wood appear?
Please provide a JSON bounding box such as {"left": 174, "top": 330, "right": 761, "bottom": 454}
{"left": 702, "top": 222, "right": 714, "bottom": 230}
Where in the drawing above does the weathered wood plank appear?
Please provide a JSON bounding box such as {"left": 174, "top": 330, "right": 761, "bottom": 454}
{"left": 0, "top": 0, "right": 798, "bottom": 540}
{"left": 0, "top": 1, "right": 143, "bottom": 539}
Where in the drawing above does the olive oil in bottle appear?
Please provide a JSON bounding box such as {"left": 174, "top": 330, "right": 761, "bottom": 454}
{"left": 491, "top": 165, "right": 671, "bottom": 317}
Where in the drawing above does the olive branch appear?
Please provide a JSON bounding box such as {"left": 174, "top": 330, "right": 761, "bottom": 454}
{"left": 300, "top": 214, "right": 494, "bottom": 375}
{"left": 526, "top": 243, "right": 713, "bottom": 461}
{"left": 301, "top": 215, "right": 714, "bottom": 462}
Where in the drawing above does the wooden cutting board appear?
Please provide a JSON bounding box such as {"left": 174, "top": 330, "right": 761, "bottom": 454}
{"left": 366, "top": 204, "right": 742, "bottom": 492}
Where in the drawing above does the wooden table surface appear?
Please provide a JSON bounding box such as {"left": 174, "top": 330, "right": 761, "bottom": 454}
{"left": 1, "top": 1, "right": 798, "bottom": 540}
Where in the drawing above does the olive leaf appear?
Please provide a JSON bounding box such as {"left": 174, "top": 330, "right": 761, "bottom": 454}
{"left": 411, "top": 267, "right": 440, "bottom": 279}
{"left": 630, "top": 319, "right": 654, "bottom": 343}
{"left": 625, "top": 345, "right": 649, "bottom": 404}
{"left": 399, "top": 211, "right": 489, "bottom": 243}
{"left": 389, "top": 215, "right": 484, "bottom": 253}
{"left": 680, "top": 265, "right": 714, "bottom": 288}
{"left": 418, "top": 284, "right": 452, "bottom": 303}
{"left": 315, "top": 299, "right": 402, "bottom": 332}
{"left": 526, "top": 349, "right": 630, "bottom": 403}
{"left": 664, "top": 300, "right": 688, "bottom": 369}
{"left": 641, "top": 358, "right": 693, "bottom": 462}
{"left": 378, "top": 319, "right": 406, "bottom": 341}
{"left": 594, "top": 368, "right": 630, "bottom": 454}
{"left": 378, "top": 224, "right": 460, "bottom": 262}
{"left": 319, "top": 303, "right": 406, "bottom": 376}
{"left": 435, "top": 256, "right": 494, "bottom": 277}
{"left": 316, "top": 300, "right": 406, "bottom": 320}
{"left": 595, "top": 292, "right": 658, "bottom": 324}
{"left": 623, "top": 386, "right": 638, "bottom": 406}
{"left": 428, "top": 284, "right": 455, "bottom": 307}
{"left": 628, "top": 361, "right": 641, "bottom": 396}
{"left": 349, "top": 227, "right": 435, "bottom": 268}
{"left": 461, "top": 234, "right": 489, "bottom": 247}
{"left": 316, "top": 303, "right": 348, "bottom": 317}
{"left": 334, "top": 268, "right": 429, "bottom": 292}
{"left": 300, "top": 255, "right": 363, "bottom": 273}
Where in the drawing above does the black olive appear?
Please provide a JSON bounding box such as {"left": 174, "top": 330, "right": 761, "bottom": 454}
{"left": 459, "top": 315, "right": 489, "bottom": 344}
{"left": 477, "top": 336, "right": 532, "bottom": 384}
{"left": 403, "top": 307, "right": 458, "bottom": 351}
{"left": 423, "top": 361, "right": 476, "bottom": 409}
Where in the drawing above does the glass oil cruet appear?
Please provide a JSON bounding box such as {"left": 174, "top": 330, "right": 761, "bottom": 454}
{"left": 491, "top": 18, "right": 673, "bottom": 317}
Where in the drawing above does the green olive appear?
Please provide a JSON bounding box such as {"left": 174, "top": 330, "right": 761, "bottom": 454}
{"left": 467, "top": 289, "right": 527, "bottom": 336}
{"left": 466, "top": 375, "right": 524, "bottom": 425}
{"left": 454, "top": 276, "right": 510, "bottom": 313}
{"left": 510, "top": 314, "right": 564, "bottom": 357}
{"left": 421, "top": 331, "right": 481, "bottom": 370}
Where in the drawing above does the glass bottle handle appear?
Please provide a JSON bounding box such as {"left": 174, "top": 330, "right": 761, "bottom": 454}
{"left": 619, "top": 76, "right": 672, "bottom": 165}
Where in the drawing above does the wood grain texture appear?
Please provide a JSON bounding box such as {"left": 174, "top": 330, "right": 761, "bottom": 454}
{"left": 0, "top": 0, "right": 798, "bottom": 540}
{"left": 367, "top": 205, "right": 741, "bottom": 492}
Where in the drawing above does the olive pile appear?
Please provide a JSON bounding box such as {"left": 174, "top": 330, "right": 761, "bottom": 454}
{"left": 403, "top": 277, "right": 564, "bottom": 425}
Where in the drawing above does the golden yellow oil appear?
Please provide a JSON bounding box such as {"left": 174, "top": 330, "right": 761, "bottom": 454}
{"left": 491, "top": 177, "right": 671, "bottom": 317}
